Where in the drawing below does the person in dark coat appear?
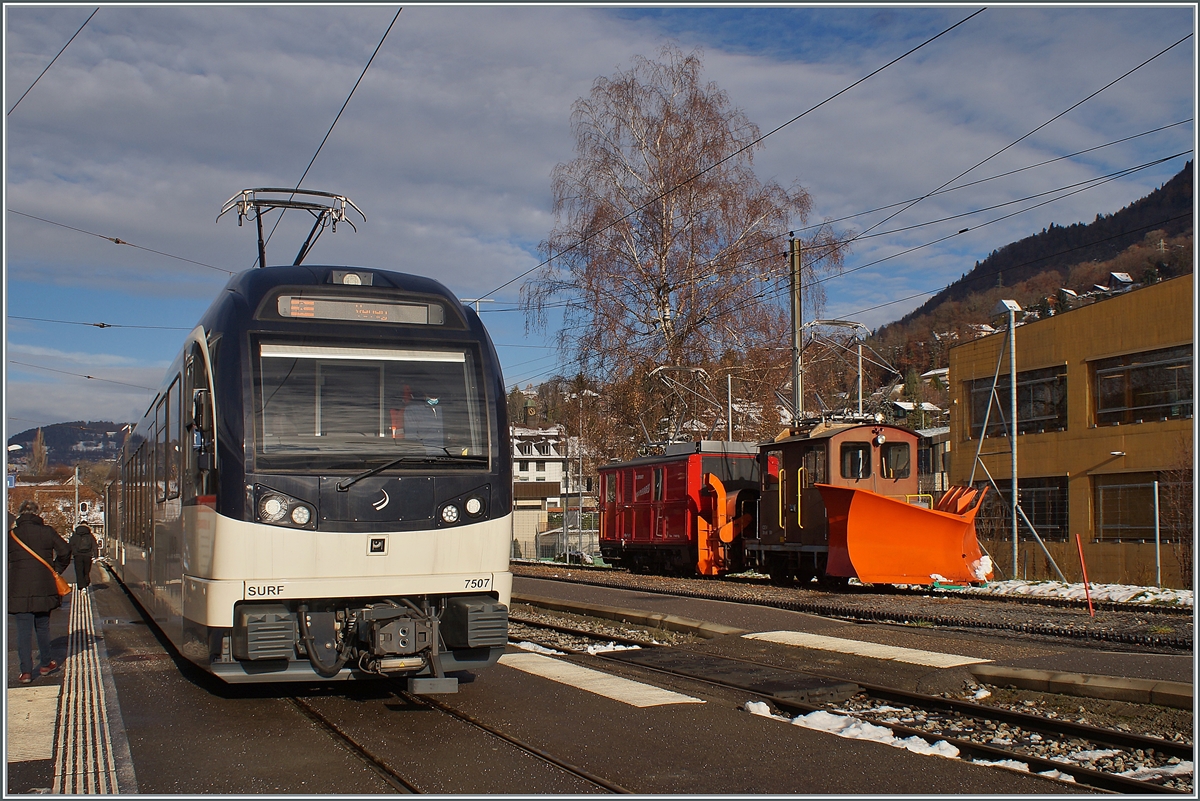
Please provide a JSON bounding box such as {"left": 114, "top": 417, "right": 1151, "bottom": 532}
{"left": 69, "top": 522, "right": 98, "bottom": 591}
{"left": 9, "top": 500, "right": 71, "bottom": 684}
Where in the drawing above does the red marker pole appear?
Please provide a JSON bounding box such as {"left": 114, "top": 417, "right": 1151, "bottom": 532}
{"left": 1074, "top": 532, "right": 1094, "bottom": 618}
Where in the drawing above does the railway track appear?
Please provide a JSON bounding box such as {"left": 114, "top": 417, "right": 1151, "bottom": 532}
{"left": 510, "top": 617, "right": 1193, "bottom": 794}
{"left": 293, "top": 678, "right": 629, "bottom": 794}
{"left": 513, "top": 563, "right": 1193, "bottom": 650}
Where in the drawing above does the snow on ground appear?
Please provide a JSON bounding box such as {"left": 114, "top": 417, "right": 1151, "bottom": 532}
{"left": 959, "top": 579, "right": 1193, "bottom": 607}
{"left": 513, "top": 641, "right": 565, "bottom": 655}
{"left": 1118, "top": 761, "right": 1194, "bottom": 781}
{"left": 585, "top": 642, "right": 641, "bottom": 655}
{"left": 744, "top": 702, "right": 959, "bottom": 759}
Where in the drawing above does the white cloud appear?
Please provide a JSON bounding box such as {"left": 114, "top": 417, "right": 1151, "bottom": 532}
{"left": 4, "top": 5, "right": 1193, "bottom": 424}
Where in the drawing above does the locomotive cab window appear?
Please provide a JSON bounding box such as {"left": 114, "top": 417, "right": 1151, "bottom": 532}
{"left": 880, "top": 442, "right": 911, "bottom": 479}
{"left": 840, "top": 442, "right": 871, "bottom": 479}
{"left": 253, "top": 341, "right": 488, "bottom": 472}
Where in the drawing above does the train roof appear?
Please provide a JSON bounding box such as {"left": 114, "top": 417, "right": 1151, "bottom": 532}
{"left": 198, "top": 264, "right": 479, "bottom": 335}
{"left": 769, "top": 421, "right": 918, "bottom": 447}
{"left": 601, "top": 440, "right": 758, "bottom": 470}
{"left": 223, "top": 264, "right": 462, "bottom": 305}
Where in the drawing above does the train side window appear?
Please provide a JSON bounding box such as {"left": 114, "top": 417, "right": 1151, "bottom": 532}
{"left": 155, "top": 397, "right": 168, "bottom": 502}
{"left": 604, "top": 475, "right": 615, "bottom": 504}
{"left": 840, "top": 442, "right": 871, "bottom": 479}
{"left": 653, "top": 468, "right": 663, "bottom": 502}
{"left": 633, "top": 470, "right": 651, "bottom": 502}
{"left": 762, "top": 451, "right": 781, "bottom": 489}
{"left": 168, "top": 375, "right": 181, "bottom": 499}
{"left": 880, "top": 442, "right": 911, "bottom": 479}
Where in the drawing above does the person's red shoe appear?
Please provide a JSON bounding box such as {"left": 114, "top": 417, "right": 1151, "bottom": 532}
{"left": 18, "top": 673, "right": 33, "bottom": 684}
{"left": 38, "top": 661, "right": 59, "bottom": 676}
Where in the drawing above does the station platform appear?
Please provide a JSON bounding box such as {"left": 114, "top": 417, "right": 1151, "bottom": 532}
{"left": 6, "top": 562, "right": 137, "bottom": 795}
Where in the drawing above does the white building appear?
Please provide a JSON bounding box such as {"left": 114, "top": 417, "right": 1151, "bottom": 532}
{"left": 510, "top": 424, "right": 567, "bottom": 560}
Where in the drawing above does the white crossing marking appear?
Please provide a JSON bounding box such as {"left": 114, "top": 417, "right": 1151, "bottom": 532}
{"left": 743, "top": 631, "right": 992, "bottom": 668}
{"left": 6, "top": 685, "right": 61, "bottom": 762}
{"left": 499, "top": 652, "right": 705, "bottom": 707}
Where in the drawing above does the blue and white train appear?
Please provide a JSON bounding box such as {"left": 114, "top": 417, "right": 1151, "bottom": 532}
{"left": 106, "top": 264, "right": 511, "bottom": 689}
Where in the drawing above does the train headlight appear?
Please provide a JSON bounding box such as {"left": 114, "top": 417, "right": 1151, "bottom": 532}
{"left": 465, "top": 497, "right": 483, "bottom": 517}
{"left": 440, "top": 504, "right": 460, "bottom": 524}
{"left": 259, "top": 493, "right": 289, "bottom": 523}
{"left": 255, "top": 485, "right": 316, "bottom": 529}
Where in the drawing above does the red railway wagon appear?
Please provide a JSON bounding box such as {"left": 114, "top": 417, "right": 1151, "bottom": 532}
{"left": 597, "top": 441, "right": 759, "bottom": 575}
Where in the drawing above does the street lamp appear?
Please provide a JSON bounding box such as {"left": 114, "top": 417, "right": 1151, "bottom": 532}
{"left": 992, "top": 299, "right": 1022, "bottom": 575}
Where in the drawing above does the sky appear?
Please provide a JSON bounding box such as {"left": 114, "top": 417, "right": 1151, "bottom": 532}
{"left": 4, "top": 4, "right": 1196, "bottom": 432}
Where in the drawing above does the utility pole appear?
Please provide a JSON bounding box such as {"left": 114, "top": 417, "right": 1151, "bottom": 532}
{"left": 74, "top": 465, "right": 80, "bottom": 527}
{"left": 727, "top": 373, "right": 733, "bottom": 442}
{"left": 789, "top": 236, "right": 803, "bottom": 428}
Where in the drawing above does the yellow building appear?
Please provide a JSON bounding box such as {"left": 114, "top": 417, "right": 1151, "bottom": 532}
{"left": 948, "top": 273, "right": 1193, "bottom": 588}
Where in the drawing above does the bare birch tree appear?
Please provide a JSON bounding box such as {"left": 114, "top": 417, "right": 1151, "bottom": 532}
{"left": 523, "top": 46, "right": 846, "bottom": 407}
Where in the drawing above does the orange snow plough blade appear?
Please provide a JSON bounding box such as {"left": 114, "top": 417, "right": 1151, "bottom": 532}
{"left": 818, "top": 484, "right": 992, "bottom": 585}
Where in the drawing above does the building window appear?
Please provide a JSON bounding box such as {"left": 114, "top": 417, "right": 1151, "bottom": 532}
{"left": 968, "top": 366, "right": 1067, "bottom": 438}
{"left": 536, "top": 461, "right": 546, "bottom": 472}
{"left": 519, "top": 461, "right": 529, "bottom": 472}
{"left": 974, "top": 476, "right": 1069, "bottom": 542}
{"left": 1094, "top": 472, "right": 1187, "bottom": 542}
{"left": 1093, "top": 344, "right": 1192, "bottom": 426}
{"left": 536, "top": 442, "right": 551, "bottom": 455}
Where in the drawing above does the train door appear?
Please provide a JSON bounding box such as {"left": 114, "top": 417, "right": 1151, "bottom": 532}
{"left": 878, "top": 438, "right": 915, "bottom": 499}
{"left": 599, "top": 472, "right": 616, "bottom": 542}
{"left": 794, "top": 442, "right": 829, "bottom": 546}
{"left": 184, "top": 342, "right": 217, "bottom": 577}
{"left": 632, "top": 467, "right": 653, "bottom": 543}
{"left": 759, "top": 449, "right": 784, "bottom": 544}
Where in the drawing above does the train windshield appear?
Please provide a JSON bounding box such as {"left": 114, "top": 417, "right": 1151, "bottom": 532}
{"left": 252, "top": 341, "right": 488, "bottom": 471}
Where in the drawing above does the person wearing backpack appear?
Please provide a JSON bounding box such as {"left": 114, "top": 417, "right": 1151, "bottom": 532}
{"left": 69, "top": 522, "right": 98, "bottom": 591}
{"left": 9, "top": 501, "right": 71, "bottom": 684}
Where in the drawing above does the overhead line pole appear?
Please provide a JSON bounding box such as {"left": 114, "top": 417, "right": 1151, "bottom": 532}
{"left": 789, "top": 236, "right": 803, "bottom": 430}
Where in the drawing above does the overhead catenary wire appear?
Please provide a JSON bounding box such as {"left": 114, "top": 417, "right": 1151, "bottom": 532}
{"left": 846, "top": 32, "right": 1194, "bottom": 245}
{"left": 7, "top": 210, "right": 234, "bottom": 275}
{"left": 7, "top": 8, "right": 98, "bottom": 116}
{"left": 517, "top": 199, "right": 1193, "bottom": 387}
{"left": 478, "top": 7, "right": 989, "bottom": 302}
{"left": 495, "top": 27, "right": 1191, "bottom": 365}
{"left": 478, "top": 150, "right": 1190, "bottom": 320}
{"left": 8, "top": 315, "right": 191, "bottom": 331}
{"left": 9, "top": 360, "right": 157, "bottom": 391}
{"left": 259, "top": 7, "right": 403, "bottom": 262}
{"left": 789, "top": 119, "right": 1194, "bottom": 235}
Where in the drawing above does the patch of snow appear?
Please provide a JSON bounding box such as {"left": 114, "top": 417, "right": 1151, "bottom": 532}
{"left": 1065, "top": 749, "right": 1121, "bottom": 762}
{"left": 513, "top": 641, "right": 565, "bottom": 655}
{"left": 1036, "top": 769, "right": 1075, "bottom": 782}
{"left": 972, "top": 688, "right": 991, "bottom": 700}
{"left": 971, "top": 758, "right": 1031, "bottom": 772}
{"left": 971, "top": 555, "right": 993, "bottom": 581}
{"left": 585, "top": 642, "right": 641, "bottom": 655}
{"left": 1119, "top": 761, "right": 1193, "bottom": 780}
{"left": 788, "top": 709, "right": 959, "bottom": 758}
